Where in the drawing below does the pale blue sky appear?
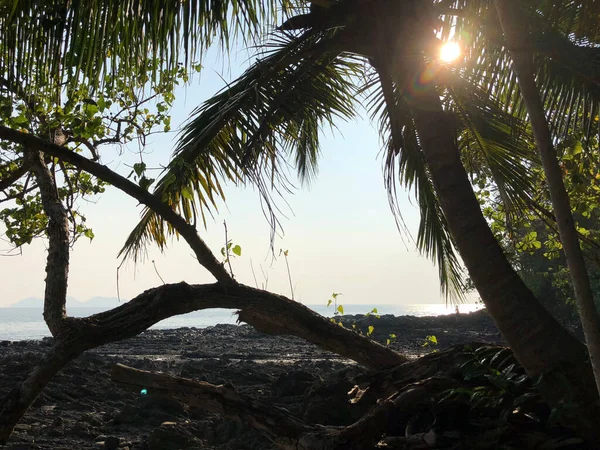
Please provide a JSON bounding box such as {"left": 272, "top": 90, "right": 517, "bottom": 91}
{"left": 0, "top": 47, "right": 469, "bottom": 308}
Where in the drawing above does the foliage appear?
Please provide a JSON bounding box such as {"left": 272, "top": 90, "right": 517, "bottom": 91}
{"left": 0, "top": 0, "right": 293, "bottom": 96}
{"left": 479, "top": 133, "right": 600, "bottom": 320}
{"left": 422, "top": 334, "right": 438, "bottom": 348}
{"left": 440, "top": 345, "right": 546, "bottom": 425}
{"left": 0, "top": 56, "right": 192, "bottom": 250}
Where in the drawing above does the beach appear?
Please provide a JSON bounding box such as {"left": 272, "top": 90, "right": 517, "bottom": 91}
{"left": 0, "top": 311, "right": 504, "bottom": 449}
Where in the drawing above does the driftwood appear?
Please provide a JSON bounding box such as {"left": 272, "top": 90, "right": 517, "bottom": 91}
{"left": 111, "top": 363, "right": 459, "bottom": 450}
{"left": 110, "top": 344, "right": 589, "bottom": 449}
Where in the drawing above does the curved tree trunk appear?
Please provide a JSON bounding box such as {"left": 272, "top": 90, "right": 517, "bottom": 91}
{"left": 0, "top": 282, "right": 407, "bottom": 445}
{"left": 0, "top": 130, "right": 406, "bottom": 445}
{"left": 379, "top": 48, "right": 600, "bottom": 440}
{"left": 412, "top": 84, "right": 600, "bottom": 443}
{"left": 495, "top": 0, "right": 600, "bottom": 399}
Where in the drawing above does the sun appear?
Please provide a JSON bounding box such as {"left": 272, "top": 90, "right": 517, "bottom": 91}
{"left": 439, "top": 42, "right": 461, "bottom": 63}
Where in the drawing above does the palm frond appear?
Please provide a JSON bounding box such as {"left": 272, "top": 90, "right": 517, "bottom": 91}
{"left": 449, "top": 0, "right": 600, "bottom": 145}
{"left": 119, "top": 30, "right": 361, "bottom": 262}
{"left": 0, "top": 0, "right": 296, "bottom": 94}
{"left": 367, "top": 63, "right": 466, "bottom": 300}
{"left": 448, "top": 75, "right": 538, "bottom": 222}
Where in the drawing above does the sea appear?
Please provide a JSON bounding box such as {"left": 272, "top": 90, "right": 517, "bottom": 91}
{"left": 0, "top": 303, "right": 484, "bottom": 341}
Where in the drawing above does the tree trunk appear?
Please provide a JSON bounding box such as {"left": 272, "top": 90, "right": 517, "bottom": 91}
{"left": 25, "top": 149, "right": 69, "bottom": 336}
{"left": 495, "top": 0, "right": 600, "bottom": 399}
{"left": 385, "top": 57, "right": 600, "bottom": 441}
{"left": 0, "top": 282, "right": 406, "bottom": 444}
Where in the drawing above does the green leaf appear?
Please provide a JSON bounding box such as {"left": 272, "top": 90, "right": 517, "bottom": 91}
{"left": 133, "top": 162, "right": 146, "bottom": 178}
{"left": 232, "top": 244, "right": 242, "bottom": 256}
{"left": 181, "top": 186, "right": 194, "bottom": 201}
{"left": 327, "top": 299, "right": 332, "bottom": 307}
{"left": 336, "top": 305, "right": 344, "bottom": 315}
{"left": 84, "top": 229, "right": 95, "bottom": 241}
{"left": 367, "top": 325, "right": 374, "bottom": 336}
{"left": 139, "top": 177, "right": 155, "bottom": 191}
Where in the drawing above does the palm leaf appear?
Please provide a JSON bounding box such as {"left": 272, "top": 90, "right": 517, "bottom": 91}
{"left": 448, "top": 75, "right": 538, "bottom": 220}
{"left": 446, "top": 0, "right": 600, "bottom": 144}
{"left": 119, "top": 30, "right": 361, "bottom": 262}
{"left": 0, "top": 0, "right": 296, "bottom": 95}
{"left": 366, "top": 62, "right": 466, "bottom": 300}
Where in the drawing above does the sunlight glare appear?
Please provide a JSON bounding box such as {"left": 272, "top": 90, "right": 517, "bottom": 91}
{"left": 439, "top": 42, "right": 461, "bottom": 63}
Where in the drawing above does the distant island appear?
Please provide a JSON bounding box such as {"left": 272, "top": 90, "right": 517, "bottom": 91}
{"left": 7, "top": 297, "right": 124, "bottom": 308}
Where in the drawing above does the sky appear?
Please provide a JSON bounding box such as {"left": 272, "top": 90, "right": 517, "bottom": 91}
{"left": 0, "top": 46, "right": 473, "bottom": 308}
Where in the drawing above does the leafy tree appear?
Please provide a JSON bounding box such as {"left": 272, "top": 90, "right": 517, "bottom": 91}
{"left": 482, "top": 133, "right": 600, "bottom": 322}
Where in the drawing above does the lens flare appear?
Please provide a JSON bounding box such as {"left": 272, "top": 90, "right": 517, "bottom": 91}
{"left": 439, "top": 42, "right": 460, "bottom": 63}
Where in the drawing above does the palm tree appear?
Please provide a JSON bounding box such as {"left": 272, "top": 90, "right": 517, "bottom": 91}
{"left": 3, "top": 0, "right": 600, "bottom": 442}
{"left": 495, "top": 0, "right": 600, "bottom": 398}
{"left": 116, "top": 0, "right": 600, "bottom": 438}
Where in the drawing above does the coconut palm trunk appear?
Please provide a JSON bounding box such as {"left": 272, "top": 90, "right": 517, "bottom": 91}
{"left": 375, "top": 41, "right": 600, "bottom": 437}
{"left": 413, "top": 85, "right": 600, "bottom": 442}
{"left": 495, "top": 0, "right": 600, "bottom": 397}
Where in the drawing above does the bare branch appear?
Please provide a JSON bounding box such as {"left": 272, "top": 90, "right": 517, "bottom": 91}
{"left": 71, "top": 137, "right": 100, "bottom": 161}
{"left": 0, "top": 160, "right": 28, "bottom": 191}
{"left": 73, "top": 282, "right": 406, "bottom": 370}
{"left": 110, "top": 366, "right": 457, "bottom": 450}
{"left": 111, "top": 364, "right": 316, "bottom": 450}
{"left": 0, "top": 125, "right": 233, "bottom": 285}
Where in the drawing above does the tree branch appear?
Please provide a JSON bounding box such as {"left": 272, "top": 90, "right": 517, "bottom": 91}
{"left": 24, "top": 149, "right": 69, "bottom": 336}
{"left": 0, "top": 281, "right": 406, "bottom": 443}
{"left": 0, "top": 125, "right": 233, "bottom": 285}
{"left": 0, "top": 160, "right": 28, "bottom": 192}
{"left": 111, "top": 364, "right": 318, "bottom": 450}
{"left": 70, "top": 282, "right": 406, "bottom": 369}
{"left": 110, "top": 366, "right": 456, "bottom": 450}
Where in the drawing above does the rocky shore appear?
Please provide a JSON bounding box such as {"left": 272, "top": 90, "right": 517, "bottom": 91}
{"left": 0, "top": 310, "right": 504, "bottom": 449}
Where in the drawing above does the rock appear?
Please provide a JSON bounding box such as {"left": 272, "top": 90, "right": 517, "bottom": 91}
{"left": 103, "top": 436, "right": 120, "bottom": 449}
{"left": 7, "top": 444, "right": 40, "bottom": 450}
{"left": 146, "top": 423, "right": 201, "bottom": 450}
{"left": 302, "top": 378, "right": 356, "bottom": 426}
{"left": 0, "top": 318, "right": 507, "bottom": 450}
{"left": 137, "top": 394, "right": 187, "bottom": 417}
{"left": 271, "top": 370, "right": 315, "bottom": 397}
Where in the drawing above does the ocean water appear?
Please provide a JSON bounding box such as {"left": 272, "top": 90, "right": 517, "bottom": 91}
{"left": 0, "top": 303, "right": 483, "bottom": 341}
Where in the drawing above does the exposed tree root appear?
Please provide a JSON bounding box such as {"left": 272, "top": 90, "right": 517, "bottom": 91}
{"left": 110, "top": 344, "right": 591, "bottom": 450}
